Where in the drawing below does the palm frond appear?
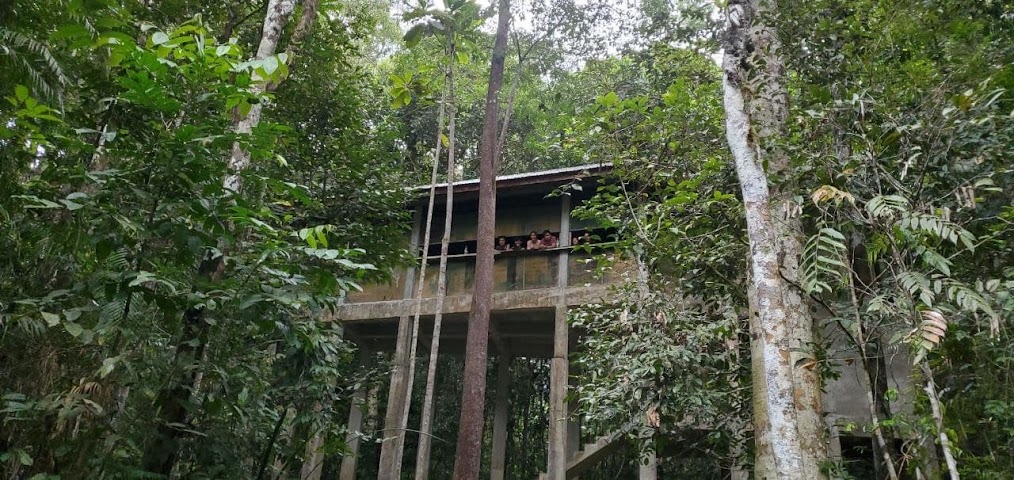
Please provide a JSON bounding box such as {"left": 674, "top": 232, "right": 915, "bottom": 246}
{"left": 0, "top": 27, "right": 68, "bottom": 102}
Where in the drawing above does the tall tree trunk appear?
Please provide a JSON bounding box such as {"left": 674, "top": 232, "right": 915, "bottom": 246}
{"left": 225, "top": 0, "right": 297, "bottom": 193}
{"left": 721, "top": 0, "right": 828, "bottom": 478}
{"left": 415, "top": 37, "right": 458, "bottom": 480}
{"left": 142, "top": 0, "right": 309, "bottom": 474}
{"left": 377, "top": 54, "right": 448, "bottom": 478}
{"left": 451, "top": 0, "right": 510, "bottom": 478}
{"left": 377, "top": 35, "right": 455, "bottom": 479}
{"left": 279, "top": 0, "right": 320, "bottom": 73}
{"left": 920, "top": 363, "right": 959, "bottom": 480}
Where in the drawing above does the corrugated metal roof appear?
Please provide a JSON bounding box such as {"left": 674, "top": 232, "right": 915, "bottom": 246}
{"left": 411, "top": 162, "right": 611, "bottom": 191}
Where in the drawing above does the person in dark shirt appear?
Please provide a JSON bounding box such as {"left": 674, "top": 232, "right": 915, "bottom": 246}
{"left": 572, "top": 232, "right": 591, "bottom": 245}
{"left": 495, "top": 236, "right": 511, "bottom": 252}
{"left": 512, "top": 238, "right": 525, "bottom": 251}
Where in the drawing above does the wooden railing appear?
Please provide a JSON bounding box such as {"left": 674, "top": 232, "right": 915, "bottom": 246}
{"left": 346, "top": 247, "right": 630, "bottom": 304}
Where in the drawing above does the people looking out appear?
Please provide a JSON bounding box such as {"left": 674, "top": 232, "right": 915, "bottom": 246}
{"left": 431, "top": 229, "right": 603, "bottom": 257}
{"left": 572, "top": 232, "right": 592, "bottom": 245}
{"left": 526, "top": 231, "right": 541, "bottom": 250}
{"left": 490, "top": 230, "right": 564, "bottom": 252}
{"left": 540, "top": 229, "right": 558, "bottom": 248}
{"left": 495, "top": 236, "right": 511, "bottom": 252}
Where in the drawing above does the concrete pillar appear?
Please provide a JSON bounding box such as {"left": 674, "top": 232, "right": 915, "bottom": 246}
{"left": 490, "top": 355, "right": 512, "bottom": 480}
{"left": 826, "top": 415, "right": 844, "bottom": 480}
{"left": 548, "top": 195, "right": 572, "bottom": 479}
{"left": 567, "top": 371, "right": 580, "bottom": 460}
{"left": 548, "top": 305, "right": 569, "bottom": 479}
{"left": 639, "top": 449, "right": 658, "bottom": 480}
{"left": 339, "top": 386, "right": 368, "bottom": 480}
{"left": 377, "top": 317, "right": 412, "bottom": 478}
{"left": 378, "top": 207, "right": 423, "bottom": 478}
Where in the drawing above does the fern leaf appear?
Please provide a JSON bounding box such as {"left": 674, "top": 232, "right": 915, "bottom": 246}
{"left": 944, "top": 281, "right": 996, "bottom": 318}
{"left": 104, "top": 248, "right": 130, "bottom": 270}
{"left": 896, "top": 211, "right": 976, "bottom": 253}
{"left": 866, "top": 195, "right": 909, "bottom": 219}
{"left": 0, "top": 27, "right": 67, "bottom": 102}
{"left": 898, "top": 271, "right": 935, "bottom": 307}
{"left": 801, "top": 227, "right": 849, "bottom": 294}
{"left": 909, "top": 309, "right": 947, "bottom": 364}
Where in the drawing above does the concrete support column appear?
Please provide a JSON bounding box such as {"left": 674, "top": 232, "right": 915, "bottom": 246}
{"left": 548, "top": 194, "right": 572, "bottom": 480}
{"left": 639, "top": 449, "right": 658, "bottom": 480}
{"left": 377, "top": 316, "right": 411, "bottom": 478}
{"left": 826, "top": 415, "right": 844, "bottom": 480}
{"left": 567, "top": 371, "right": 580, "bottom": 460}
{"left": 339, "top": 385, "right": 368, "bottom": 480}
{"left": 490, "top": 354, "right": 512, "bottom": 480}
{"left": 548, "top": 305, "right": 569, "bottom": 479}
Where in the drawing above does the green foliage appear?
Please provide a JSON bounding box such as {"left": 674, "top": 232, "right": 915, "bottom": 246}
{"left": 783, "top": 0, "right": 1014, "bottom": 474}
{"left": 0, "top": 3, "right": 406, "bottom": 478}
{"left": 568, "top": 44, "right": 748, "bottom": 472}
{"left": 571, "top": 287, "right": 744, "bottom": 460}
{"left": 801, "top": 226, "right": 849, "bottom": 294}
{"left": 0, "top": 26, "right": 68, "bottom": 102}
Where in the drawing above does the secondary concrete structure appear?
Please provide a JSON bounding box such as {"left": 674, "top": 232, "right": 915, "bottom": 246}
{"left": 335, "top": 164, "right": 914, "bottom": 479}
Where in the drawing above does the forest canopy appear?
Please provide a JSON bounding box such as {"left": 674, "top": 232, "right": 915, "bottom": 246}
{"left": 2, "top": 0, "right": 1013, "bottom": 479}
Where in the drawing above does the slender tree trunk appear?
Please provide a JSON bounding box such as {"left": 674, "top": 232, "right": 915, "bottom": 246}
{"left": 142, "top": 0, "right": 311, "bottom": 474}
{"left": 280, "top": 0, "right": 320, "bottom": 72}
{"left": 378, "top": 35, "right": 454, "bottom": 479}
{"left": 634, "top": 255, "right": 659, "bottom": 479}
{"left": 452, "top": 0, "right": 510, "bottom": 477}
{"left": 255, "top": 407, "right": 290, "bottom": 480}
{"left": 920, "top": 363, "right": 959, "bottom": 480}
{"left": 859, "top": 350, "right": 899, "bottom": 480}
{"left": 721, "top": 0, "right": 827, "bottom": 477}
{"left": 847, "top": 276, "right": 899, "bottom": 480}
{"left": 299, "top": 401, "right": 325, "bottom": 480}
{"left": 141, "top": 260, "right": 218, "bottom": 474}
{"left": 415, "top": 37, "right": 458, "bottom": 480}
{"left": 225, "top": 0, "right": 297, "bottom": 193}
{"left": 861, "top": 333, "right": 900, "bottom": 480}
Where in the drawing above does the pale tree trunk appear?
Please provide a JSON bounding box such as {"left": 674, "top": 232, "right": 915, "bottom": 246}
{"left": 141, "top": 1, "right": 305, "bottom": 474}
{"left": 721, "top": 0, "right": 827, "bottom": 478}
{"left": 415, "top": 37, "right": 458, "bottom": 480}
{"left": 280, "top": 0, "right": 320, "bottom": 75}
{"left": 920, "top": 363, "right": 959, "bottom": 480}
{"left": 451, "top": 0, "right": 510, "bottom": 477}
{"left": 224, "top": 0, "right": 297, "bottom": 193}
{"left": 377, "top": 37, "right": 453, "bottom": 479}
{"left": 634, "top": 255, "right": 659, "bottom": 479}
{"left": 219, "top": 3, "right": 328, "bottom": 477}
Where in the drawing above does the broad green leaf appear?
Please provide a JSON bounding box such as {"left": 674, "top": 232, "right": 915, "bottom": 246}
{"left": 61, "top": 199, "right": 84, "bottom": 210}
{"left": 151, "top": 31, "right": 170, "bottom": 46}
{"left": 64, "top": 322, "right": 83, "bottom": 337}
{"left": 263, "top": 56, "right": 279, "bottom": 75}
{"left": 41, "top": 311, "right": 60, "bottom": 327}
{"left": 14, "top": 85, "right": 29, "bottom": 102}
